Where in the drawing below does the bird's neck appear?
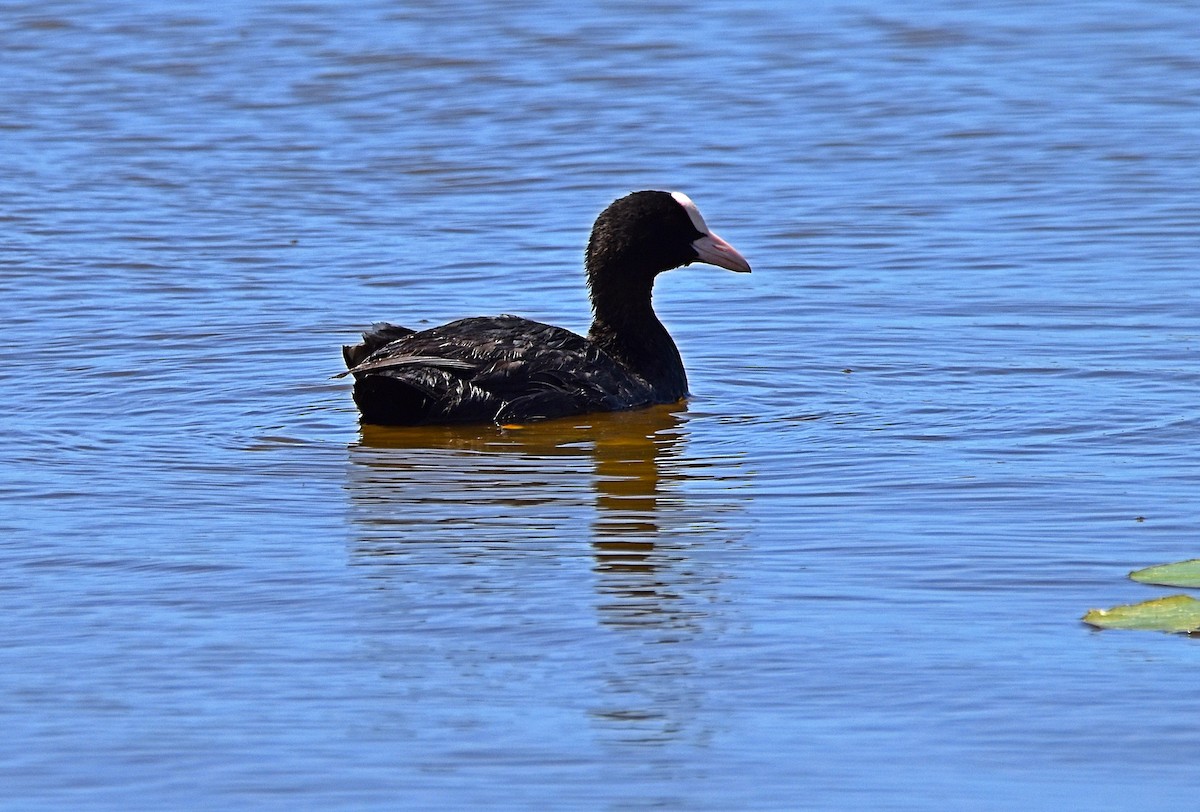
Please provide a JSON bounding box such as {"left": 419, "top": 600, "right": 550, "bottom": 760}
{"left": 587, "top": 274, "right": 687, "bottom": 401}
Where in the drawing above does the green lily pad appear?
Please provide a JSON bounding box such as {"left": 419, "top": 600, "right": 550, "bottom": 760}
{"left": 1082, "top": 594, "right": 1200, "bottom": 633}
{"left": 1130, "top": 559, "right": 1200, "bottom": 588}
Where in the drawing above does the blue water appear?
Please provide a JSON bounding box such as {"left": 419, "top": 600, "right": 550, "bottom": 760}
{"left": 3, "top": 1, "right": 1200, "bottom": 809}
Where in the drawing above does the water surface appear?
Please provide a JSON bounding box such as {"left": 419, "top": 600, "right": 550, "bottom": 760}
{"left": 3, "top": 1, "right": 1200, "bottom": 809}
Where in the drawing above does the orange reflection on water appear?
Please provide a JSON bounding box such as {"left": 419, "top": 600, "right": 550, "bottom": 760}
{"left": 347, "top": 402, "right": 750, "bottom": 629}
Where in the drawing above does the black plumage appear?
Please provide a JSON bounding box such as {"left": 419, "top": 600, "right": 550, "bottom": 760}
{"left": 341, "top": 190, "right": 750, "bottom": 425}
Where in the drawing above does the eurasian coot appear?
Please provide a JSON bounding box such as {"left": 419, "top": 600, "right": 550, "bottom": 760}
{"left": 341, "top": 190, "right": 750, "bottom": 425}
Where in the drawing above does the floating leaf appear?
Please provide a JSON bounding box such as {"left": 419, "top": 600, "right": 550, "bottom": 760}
{"left": 1083, "top": 594, "right": 1200, "bottom": 633}
{"left": 1130, "top": 559, "right": 1200, "bottom": 588}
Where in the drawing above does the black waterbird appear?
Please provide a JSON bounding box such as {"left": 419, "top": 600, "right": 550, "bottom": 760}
{"left": 341, "top": 190, "right": 751, "bottom": 425}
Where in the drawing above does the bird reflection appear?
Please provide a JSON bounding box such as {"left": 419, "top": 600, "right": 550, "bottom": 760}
{"left": 349, "top": 404, "right": 700, "bottom": 627}
{"left": 344, "top": 402, "right": 750, "bottom": 746}
{"left": 588, "top": 410, "right": 691, "bottom": 631}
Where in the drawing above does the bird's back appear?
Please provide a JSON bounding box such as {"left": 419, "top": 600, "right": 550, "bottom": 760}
{"left": 343, "top": 315, "right": 657, "bottom": 425}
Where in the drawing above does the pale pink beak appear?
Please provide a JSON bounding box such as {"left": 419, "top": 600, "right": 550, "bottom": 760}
{"left": 691, "top": 231, "right": 752, "bottom": 273}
